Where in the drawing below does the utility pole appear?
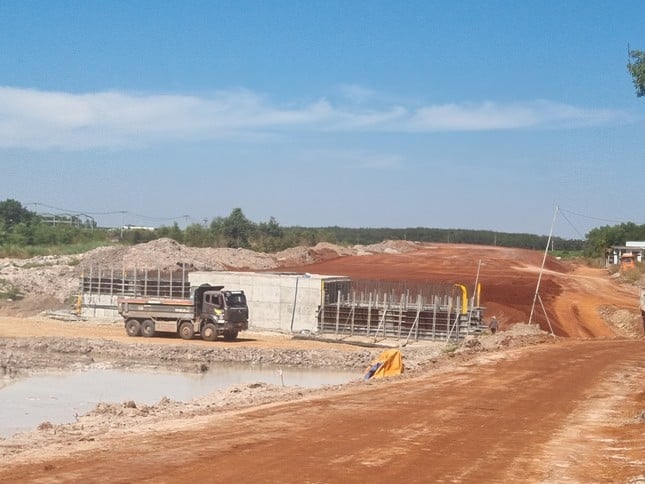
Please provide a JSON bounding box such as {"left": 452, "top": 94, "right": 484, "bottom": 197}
{"left": 528, "top": 206, "right": 559, "bottom": 326}
{"left": 119, "top": 211, "right": 126, "bottom": 239}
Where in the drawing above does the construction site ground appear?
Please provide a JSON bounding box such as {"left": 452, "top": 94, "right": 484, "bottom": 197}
{"left": 1, "top": 241, "right": 644, "bottom": 483}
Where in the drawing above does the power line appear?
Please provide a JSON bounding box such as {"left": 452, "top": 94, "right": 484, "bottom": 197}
{"left": 28, "top": 202, "right": 127, "bottom": 216}
{"left": 127, "top": 211, "right": 191, "bottom": 222}
{"left": 557, "top": 210, "right": 586, "bottom": 240}
{"left": 28, "top": 202, "right": 191, "bottom": 224}
{"left": 558, "top": 207, "right": 627, "bottom": 226}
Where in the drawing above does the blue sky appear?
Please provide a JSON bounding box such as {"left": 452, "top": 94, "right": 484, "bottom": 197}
{"left": 1, "top": 0, "right": 644, "bottom": 239}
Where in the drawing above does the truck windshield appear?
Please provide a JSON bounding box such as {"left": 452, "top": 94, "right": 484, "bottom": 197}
{"left": 225, "top": 293, "right": 247, "bottom": 308}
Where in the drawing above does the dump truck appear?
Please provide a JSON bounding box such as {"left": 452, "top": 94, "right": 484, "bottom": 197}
{"left": 117, "top": 284, "right": 248, "bottom": 341}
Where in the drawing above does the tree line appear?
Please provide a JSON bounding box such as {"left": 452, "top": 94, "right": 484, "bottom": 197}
{"left": 3, "top": 198, "right": 641, "bottom": 259}
{"left": 628, "top": 48, "right": 645, "bottom": 97}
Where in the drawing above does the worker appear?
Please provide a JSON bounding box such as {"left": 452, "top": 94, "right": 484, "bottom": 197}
{"left": 489, "top": 316, "right": 499, "bottom": 334}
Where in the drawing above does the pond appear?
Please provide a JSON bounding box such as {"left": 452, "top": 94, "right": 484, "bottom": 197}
{"left": 0, "top": 363, "right": 358, "bottom": 438}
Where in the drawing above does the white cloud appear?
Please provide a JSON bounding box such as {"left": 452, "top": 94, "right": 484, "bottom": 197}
{"left": 337, "top": 84, "right": 377, "bottom": 103}
{"left": 0, "top": 86, "right": 626, "bottom": 150}
{"left": 407, "top": 100, "right": 621, "bottom": 131}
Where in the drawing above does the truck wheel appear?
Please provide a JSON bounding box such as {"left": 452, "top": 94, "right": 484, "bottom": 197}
{"left": 141, "top": 319, "right": 155, "bottom": 338}
{"left": 201, "top": 322, "right": 217, "bottom": 342}
{"left": 178, "top": 321, "right": 194, "bottom": 340}
{"left": 125, "top": 319, "right": 141, "bottom": 337}
{"left": 222, "top": 330, "right": 238, "bottom": 341}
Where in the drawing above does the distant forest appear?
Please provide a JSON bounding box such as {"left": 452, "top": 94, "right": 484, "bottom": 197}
{"left": 2, "top": 199, "right": 643, "bottom": 259}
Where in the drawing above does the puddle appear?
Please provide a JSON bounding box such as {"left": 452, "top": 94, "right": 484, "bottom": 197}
{"left": 0, "top": 364, "right": 358, "bottom": 438}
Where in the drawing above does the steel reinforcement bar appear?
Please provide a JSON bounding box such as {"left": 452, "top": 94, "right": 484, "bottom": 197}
{"left": 318, "top": 279, "right": 484, "bottom": 342}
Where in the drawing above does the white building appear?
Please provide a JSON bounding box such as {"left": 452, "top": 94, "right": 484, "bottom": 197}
{"left": 607, "top": 241, "right": 645, "bottom": 265}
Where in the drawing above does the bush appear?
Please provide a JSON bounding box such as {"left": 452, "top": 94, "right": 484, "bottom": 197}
{"left": 621, "top": 269, "right": 642, "bottom": 284}
{"left": 0, "top": 279, "right": 22, "bottom": 300}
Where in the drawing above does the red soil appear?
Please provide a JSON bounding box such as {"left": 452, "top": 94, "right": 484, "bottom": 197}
{"left": 280, "top": 243, "right": 639, "bottom": 337}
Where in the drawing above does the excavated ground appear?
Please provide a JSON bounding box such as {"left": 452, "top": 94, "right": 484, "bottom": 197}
{"left": 0, "top": 241, "right": 644, "bottom": 483}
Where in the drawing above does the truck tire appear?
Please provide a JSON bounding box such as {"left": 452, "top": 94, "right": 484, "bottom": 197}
{"left": 125, "top": 319, "right": 141, "bottom": 337}
{"left": 201, "top": 322, "right": 217, "bottom": 342}
{"left": 222, "top": 330, "right": 238, "bottom": 341}
{"left": 141, "top": 319, "right": 155, "bottom": 338}
{"left": 178, "top": 321, "right": 194, "bottom": 340}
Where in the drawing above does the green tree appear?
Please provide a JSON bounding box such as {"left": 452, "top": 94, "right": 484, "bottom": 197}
{"left": 156, "top": 222, "right": 184, "bottom": 243}
{"left": 254, "top": 216, "right": 285, "bottom": 251}
{"left": 628, "top": 49, "right": 645, "bottom": 97}
{"left": 222, "top": 208, "right": 254, "bottom": 248}
{"left": 208, "top": 216, "right": 229, "bottom": 247}
{"left": 184, "top": 223, "right": 211, "bottom": 247}
{"left": 32, "top": 222, "right": 59, "bottom": 245}
{"left": 121, "top": 229, "right": 157, "bottom": 245}
{"left": 584, "top": 222, "right": 645, "bottom": 257}
{"left": 7, "top": 222, "right": 33, "bottom": 245}
{"left": 0, "top": 199, "right": 35, "bottom": 230}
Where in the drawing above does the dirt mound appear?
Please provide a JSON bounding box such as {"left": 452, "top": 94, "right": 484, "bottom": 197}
{"left": 599, "top": 306, "right": 644, "bottom": 338}
{"left": 0, "top": 256, "right": 80, "bottom": 304}
{"left": 0, "top": 239, "right": 282, "bottom": 311}
{"left": 276, "top": 243, "right": 356, "bottom": 267}
{"left": 357, "top": 240, "right": 419, "bottom": 254}
{"left": 82, "top": 238, "right": 278, "bottom": 272}
{"left": 0, "top": 295, "right": 65, "bottom": 317}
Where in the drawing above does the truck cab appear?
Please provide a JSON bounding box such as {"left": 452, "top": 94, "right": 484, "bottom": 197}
{"left": 194, "top": 285, "right": 249, "bottom": 340}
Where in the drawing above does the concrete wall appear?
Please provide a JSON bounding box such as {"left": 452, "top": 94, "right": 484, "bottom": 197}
{"left": 189, "top": 271, "right": 349, "bottom": 333}
{"left": 81, "top": 294, "right": 120, "bottom": 320}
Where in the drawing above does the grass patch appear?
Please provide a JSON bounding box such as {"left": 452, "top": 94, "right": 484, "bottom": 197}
{"left": 19, "top": 261, "right": 54, "bottom": 269}
{"left": 0, "top": 241, "right": 113, "bottom": 259}
{"left": 0, "top": 279, "right": 23, "bottom": 300}
{"left": 443, "top": 343, "right": 459, "bottom": 355}
{"left": 620, "top": 262, "right": 645, "bottom": 284}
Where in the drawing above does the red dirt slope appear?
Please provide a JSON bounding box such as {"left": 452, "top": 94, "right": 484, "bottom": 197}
{"left": 279, "top": 243, "right": 640, "bottom": 337}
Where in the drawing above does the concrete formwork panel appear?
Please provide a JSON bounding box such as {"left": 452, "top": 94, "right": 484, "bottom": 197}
{"left": 81, "top": 294, "right": 120, "bottom": 321}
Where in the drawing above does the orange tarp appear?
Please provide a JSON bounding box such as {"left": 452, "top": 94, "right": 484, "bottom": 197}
{"left": 363, "top": 349, "right": 404, "bottom": 380}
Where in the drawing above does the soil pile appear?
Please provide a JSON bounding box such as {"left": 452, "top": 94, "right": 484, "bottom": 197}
{"left": 0, "top": 239, "right": 415, "bottom": 311}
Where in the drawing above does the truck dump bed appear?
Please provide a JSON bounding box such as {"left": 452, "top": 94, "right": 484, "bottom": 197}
{"left": 117, "top": 297, "right": 194, "bottom": 320}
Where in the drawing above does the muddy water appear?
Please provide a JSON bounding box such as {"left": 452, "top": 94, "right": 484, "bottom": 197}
{"left": 0, "top": 364, "right": 358, "bottom": 438}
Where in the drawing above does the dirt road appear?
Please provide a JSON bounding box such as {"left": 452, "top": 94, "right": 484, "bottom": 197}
{"left": 1, "top": 338, "right": 643, "bottom": 483}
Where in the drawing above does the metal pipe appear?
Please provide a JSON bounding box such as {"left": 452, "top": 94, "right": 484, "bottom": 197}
{"left": 290, "top": 276, "right": 299, "bottom": 332}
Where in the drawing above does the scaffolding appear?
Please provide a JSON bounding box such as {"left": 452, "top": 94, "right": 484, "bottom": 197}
{"left": 318, "top": 279, "right": 485, "bottom": 342}
{"left": 79, "top": 265, "right": 191, "bottom": 318}
{"left": 80, "top": 265, "right": 190, "bottom": 298}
